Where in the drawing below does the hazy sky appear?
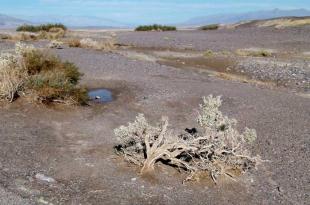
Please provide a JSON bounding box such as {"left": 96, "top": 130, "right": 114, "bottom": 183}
{"left": 1, "top": 0, "right": 309, "bottom": 24}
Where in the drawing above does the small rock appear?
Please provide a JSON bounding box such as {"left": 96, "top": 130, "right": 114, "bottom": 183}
{"left": 35, "top": 173, "right": 56, "bottom": 183}
{"left": 131, "top": 178, "right": 137, "bottom": 181}
{"left": 37, "top": 197, "right": 53, "bottom": 205}
{"left": 95, "top": 96, "right": 101, "bottom": 99}
{"left": 277, "top": 186, "right": 284, "bottom": 193}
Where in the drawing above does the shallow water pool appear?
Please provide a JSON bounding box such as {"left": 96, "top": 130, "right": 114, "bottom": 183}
{"left": 88, "top": 89, "right": 113, "bottom": 103}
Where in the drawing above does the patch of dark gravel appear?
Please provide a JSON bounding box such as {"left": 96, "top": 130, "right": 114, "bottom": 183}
{"left": 236, "top": 58, "right": 310, "bottom": 92}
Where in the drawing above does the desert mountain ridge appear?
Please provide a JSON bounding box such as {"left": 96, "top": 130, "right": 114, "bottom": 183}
{"left": 0, "top": 8, "right": 310, "bottom": 28}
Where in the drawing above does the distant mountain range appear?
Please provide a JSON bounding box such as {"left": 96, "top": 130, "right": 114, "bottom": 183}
{"left": 182, "top": 9, "right": 310, "bottom": 26}
{"left": 0, "top": 8, "right": 310, "bottom": 28}
{"left": 22, "top": 15, "right": 132, "bottom": 28}
{"left": 0, "top": 14, "right": 29, "bottom": 28}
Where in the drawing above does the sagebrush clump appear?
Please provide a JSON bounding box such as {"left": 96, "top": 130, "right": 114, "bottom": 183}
{"left": 0, "top": 42, "right": 87, "bottom": 104}
{"left": 115, "top": 95, "right": 261, "bottom": 183}
{"left": 67, "top": 38, "right": 116, "bottom": 51}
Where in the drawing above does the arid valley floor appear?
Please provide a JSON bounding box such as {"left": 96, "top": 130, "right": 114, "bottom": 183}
{"left": 0, "top": 25, "right": 309, "bottom": 204}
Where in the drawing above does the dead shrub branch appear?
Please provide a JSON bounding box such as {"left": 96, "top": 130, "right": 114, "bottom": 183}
{"left": 115, "top": 95, "right": 262, "bottom": 183}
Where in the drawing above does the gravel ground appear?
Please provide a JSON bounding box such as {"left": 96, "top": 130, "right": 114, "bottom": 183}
{"left": 237, "top": 58, "right": 310, "bottom": 91}
{"left": 0, "top": 188, "right": 32, "bottom": 205}
{"left": 0, "top": 27, "right": 309, "bottom": 204}
{"left": 117, "top": 27, "right": 310, "bottom": 52}
{"left": 0, "top": 42, "right": 309, "bottom": 204}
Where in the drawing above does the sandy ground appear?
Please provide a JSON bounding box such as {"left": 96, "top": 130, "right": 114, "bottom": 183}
{"left": 0, "top": 28, "right": 309, "bottom": 204}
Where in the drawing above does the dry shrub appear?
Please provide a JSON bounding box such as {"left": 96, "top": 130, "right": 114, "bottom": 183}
{"left": 38, "top": 28, "right": 65, "bottom": 40}
{"left": 0, "top": 34, "right": 10, "bottom": 40}
{"left": 0, "top": 53, "right": 27, "bottom": 101}
{"left": 236, "top": 48, "right": 272, "bottom": 57}
{"left": 67, "top": 38, "right": 81, "bottom": 47}
{"left": 9, "top": 32, "right": 38, "bottom": 41}
{"left": 79, "top": 38, "right": 116, "bottom": 51}
{"left": 115, "top": 95, "right": 262, "bottom": 183}
{"left": 5, "top": 30, "right": 65, "bottom": 42}
{"left": 0, "top": 42, "right": 87, "bottom": 104}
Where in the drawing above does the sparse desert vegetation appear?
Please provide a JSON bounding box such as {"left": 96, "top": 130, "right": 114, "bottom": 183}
{"left": 204, "top": 49, "right": 214, "bottom": 57}
{"left": 12, "top": 24, "right": 67, "bottom": 40}
{"left": 236, "top": 48, "right": 273, "bottom": 57}
{"left": 66, "top": 37, "right": 116, "bottom": 51}
{"left": 199, "top": 24, "right": 219, "bottom": 30}
{"left": 115, "top": 95, "right": 260, "bottom": 182}
{"left": 16, "top": 23, "right": 67, "bottom": 32}
{"left": 0, "top": 42, "right": 87, "bottom": 104}
{"left": 67, "top": 38, "right": 82, "bottom": 47}
{"left": 135, "top": 24, "right": 177, "bottom": 31}
{"left": 0, "top": 13, "right": 309, "bottom": 205}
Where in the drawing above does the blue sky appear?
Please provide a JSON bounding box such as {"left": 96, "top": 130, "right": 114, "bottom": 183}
{"left": 1, "top": 0, "right": 309, "bottom": 24}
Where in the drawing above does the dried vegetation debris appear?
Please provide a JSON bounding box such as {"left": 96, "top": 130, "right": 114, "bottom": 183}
{"left": 115, "top": 95, "right": 262, "bottom": 183}
{"left": 66, "top": 37, "right": 117, "bottom": 51}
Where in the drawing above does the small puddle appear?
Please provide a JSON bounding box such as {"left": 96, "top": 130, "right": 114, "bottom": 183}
{"left": 88, "top": 89, "right": 113, "bottom": 103}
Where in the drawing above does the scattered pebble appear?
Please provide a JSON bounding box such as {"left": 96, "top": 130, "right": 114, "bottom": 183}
{"left": 35, "top": 173, "right": 56, "bottom": 183}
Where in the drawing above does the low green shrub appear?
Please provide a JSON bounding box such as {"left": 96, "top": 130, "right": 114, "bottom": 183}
{"left": 135, "top": 24, "right": 177, "bottom": 31}
{"left": 199, "top": 24, "right": 219, "bottom": 30}
{"left": 16, "top": 23, "right": 67, "bottom": 32}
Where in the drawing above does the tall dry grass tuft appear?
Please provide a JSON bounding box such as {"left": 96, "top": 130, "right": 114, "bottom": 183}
{"left": 0, "top": 53, "right": 27, "bottom": 101}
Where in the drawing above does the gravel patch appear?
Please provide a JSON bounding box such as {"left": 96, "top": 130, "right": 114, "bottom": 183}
{"left": 117, "top": 27, "right": 310, "bottom": 52}
{"left": 237, "top": 58, "right": 310, "bottom": 92}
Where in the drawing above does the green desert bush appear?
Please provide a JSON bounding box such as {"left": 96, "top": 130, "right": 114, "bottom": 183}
{"left": 199, "top": 24, "right": 219, "bottom": 30}
{"left": 0, "top": 42, "right": 87, "bottom": 104}
{"left": 16, "top": 23, "right": 67, "bottom": 32}
{"left": 15, "top": 24, "right": 66, "bottom": 40}
{"left": 115, "top": 95, "right": 262, "bottom": 183}
{"left": 135, "top": 24, "right": 177, "bottom": 31}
